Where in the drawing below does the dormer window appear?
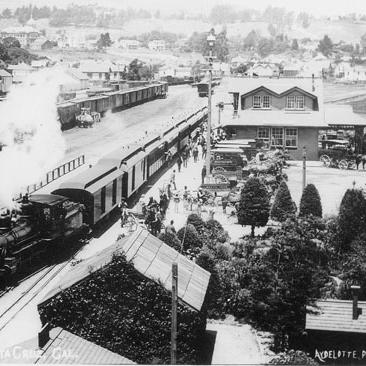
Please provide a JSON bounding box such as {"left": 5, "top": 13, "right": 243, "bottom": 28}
{"left": 287, "top": 95, "right": 305, "bottom": 110}
{"left": 252, "top": 95, "right": 271, "bottom": 109}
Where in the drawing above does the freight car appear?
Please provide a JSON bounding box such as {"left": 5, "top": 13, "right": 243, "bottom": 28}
{"left": 57, "top": 82, "right": 168, "bottom": 130}
{"left": 53, "top": 107, "right": 207, "bottom": 227}
{"left": 0, "top": 194, "right": 87, "bottom": 278}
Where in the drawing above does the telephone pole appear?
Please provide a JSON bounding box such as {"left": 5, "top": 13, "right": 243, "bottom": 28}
{"left": 171, "top": 263, "right": 178, "bottom": 364}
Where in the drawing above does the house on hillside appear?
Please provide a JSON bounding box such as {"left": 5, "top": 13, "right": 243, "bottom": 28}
{"left": 79, "top": 62, "right": 126, "bottom": 84}
{"left": 0, "top": 69, "right": 12, "bottom": 94}
{"left": 0, "top": 26, "right": 40, "bottom": 47}
{"left": 118, "top": 39, "right": 141, "bottom": 49}
{"left": 31, "top": 59, "right": 50, "bottom": 70}
{"left": 148, "top": 40, "right": 166, "bottom": 52}
{"left": 220, "top": 77, "right": 327, "bottom": 160}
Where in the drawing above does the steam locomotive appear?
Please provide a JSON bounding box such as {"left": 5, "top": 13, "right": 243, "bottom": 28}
{"left": 0, "top": 194, "right": 87, "bottom": 279}
{"left": 0, "top": 106, "right": 207, "bottom": 281}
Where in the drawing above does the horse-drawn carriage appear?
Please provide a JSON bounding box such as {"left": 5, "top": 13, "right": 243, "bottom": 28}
{"left": 319, "top": 146, "right": 361, "bottom": 170}
{"left": 76, "top": 108, "right": 101, "bottom": 128}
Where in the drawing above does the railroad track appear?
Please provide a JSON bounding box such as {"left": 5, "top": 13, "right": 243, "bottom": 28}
{"left": 0, "top": 249, "right": 83, "bottom": 333}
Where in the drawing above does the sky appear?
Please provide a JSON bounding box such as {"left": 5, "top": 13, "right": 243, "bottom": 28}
{"left": 1, "top": 0, "right": 366, "bottom": 17}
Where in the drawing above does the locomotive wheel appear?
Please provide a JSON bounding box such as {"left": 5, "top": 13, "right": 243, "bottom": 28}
{"left": 338, "top": 160, "right": 348, "bottom": 170}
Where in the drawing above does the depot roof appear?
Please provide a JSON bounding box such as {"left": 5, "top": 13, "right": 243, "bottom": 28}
{"left": 224, "top": 76, "right": 323, "bottom": 98}
{"left": 222, "top": 109, "right": 327, "bottom": 128}
{"left": 39, "top": 227, "right": 210, "bottom": 312}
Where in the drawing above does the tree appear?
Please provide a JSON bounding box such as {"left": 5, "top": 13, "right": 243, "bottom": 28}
{"left": 237, "top": 177, "right": 270, "bottom": 237}
{"left": 96, "top": 32, "right": 112, "bottom": 50}
{"left": 257, "top": 37, "right": 274, "bottom": 57}
{"left": 158, "top": 232, "right": 182, "bottom": 252}
{"left": 291, "top": 39, "right": 299, "bottom": 51}
{"left": 336, "top": 188, "right": 366, "bottom": 251}
{"left": 2, "top": 37, "right": 21, "bottom": 48}
{"left": 2, "top": 8, "right": 12, "bottom": 18}
{"left": 270, "top": 350, "right": 318, "bottom": 365}
{"left": 186, "top": 213, "right": 205, "bottom": 233}
{"left": 297, "top": 12, "right": 310, "bottom": 28}
{"left": 270, "top": 181, "right": 296, "bottom": 222}
{"left": 317, "top": 35, "right": 333, "bottom": 57}
{"left": 0, "top": 43, "right": 8, "bottom": 62}
{"left": 177, "top": 224, "right": 202, "bottom": 256}
{"left": 299, "top": 184, "right": 322, "bottom": 218}
{"left": 243, "top": 30, "right": 259, "bottom": 50}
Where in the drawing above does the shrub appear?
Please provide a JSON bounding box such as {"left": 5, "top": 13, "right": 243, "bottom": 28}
{"left": 39, "top": 254, "right": 206, "bottom": 364}
{"left": 270, "top": 181, "right": 296, "bottom": 221}
{"left": 237, "top": 177, "right": 270, "bottom": 237}
{"left": 186, "top": 213, "right": 205, "bottom": 233}
{"left": 299, "top": 184, "right": 322, "bottom": 218}
{"left": 269, "top": 350, "right": 318, "bottom": 365}
{"left": 201, "top": 219, "right": 229, "bottom": 247}
{"left": 158, "top": 232, "right": 182, "bottom": 252}
{"left": 337, "top": 188, "right": 366, "bottom": 251}
{"left": 177, "top": 224, "right": 202, "bottom": 256}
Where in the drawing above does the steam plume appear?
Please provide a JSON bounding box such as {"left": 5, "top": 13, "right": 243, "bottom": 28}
{"left": 0, "top": 67, "right": 67, "bottom": 208}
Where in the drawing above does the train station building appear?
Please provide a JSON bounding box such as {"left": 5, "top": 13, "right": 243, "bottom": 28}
{"left": 220, "top": 77, "right": 366, "bottom": 160}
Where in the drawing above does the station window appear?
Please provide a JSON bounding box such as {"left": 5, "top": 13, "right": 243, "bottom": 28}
{"left": 257, "top": 127, "right": 270, "bottom": 140}
{"left": 262, "top": 95, "right": 271, "bottom": 108}
{"left": 285, "top": 128, "right": 298, "bottom": 148}
{"left": 271, "top": 128, "right": 284, "bottom": 147}
{"left": 252, "top": 95, "right": 261, "bottom": 108}
{"left": 287, "top": 95, "right": 305, "bottom": 110}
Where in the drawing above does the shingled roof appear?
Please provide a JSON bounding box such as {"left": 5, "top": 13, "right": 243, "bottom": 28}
{"left": 39, "top": 227, "right": 210, "bottom": 312}
{"left": 2, "top": 327, "right": 134, "bottom": 364}
{"left": 306, "top": 299, "right": 366, "bottom": 334}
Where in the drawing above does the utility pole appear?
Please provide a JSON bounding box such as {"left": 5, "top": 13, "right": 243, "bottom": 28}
{"left": 205, "top": 30, "right": 216, "bottom": 183}
{"left": 171, "top": 263, "right": 178, "bottom": 364}
{"left": 302, "top": 146, "right": 307, "bottom": 192}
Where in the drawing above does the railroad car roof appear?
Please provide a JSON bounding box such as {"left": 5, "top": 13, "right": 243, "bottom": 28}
{"left": 55, "top": 165, "right": 117, "bottom": 191}
{"left": 28, "top": 194, "right": 68, "bottom": 206}
{"left": 39, "top": 227, "right": 210, "bottom": 312}
{"left": 212, "top": 148, "right": 244, "bottom": 153}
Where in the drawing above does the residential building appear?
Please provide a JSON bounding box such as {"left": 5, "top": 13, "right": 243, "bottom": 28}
{"left": 31, "top": 59, "right": 50, "bottom": 69}
{"left": 29, "top": 36, "right": 48, "bottom": 50}
{"left": 0, "top": 26, "right": 40, "bottom": 47}
{"left": 60, "top": 68, "right": 90, "bottom": 93}
{"left": 7, "top": 62, "right": 34, "bottom": 83}
{"left": 148, "top": 39, "right": 166, "bottom": 52}
{"left": 118, "top": 39, "right": 141, "bottom": 49}
{"left": 0, "top": 69, "right": 12, "bottom": 94}
{"left": 220, "top": 77, "right": 327, "bottom": 160}
{"left": 79, "top": 62, "right": 126, "bottom": 83}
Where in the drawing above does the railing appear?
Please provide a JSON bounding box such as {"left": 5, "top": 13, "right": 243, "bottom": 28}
{"left": 14, "top": 155, "right": 85, "bottom": 200}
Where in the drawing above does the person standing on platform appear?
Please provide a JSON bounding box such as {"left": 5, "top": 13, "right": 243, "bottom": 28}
{"left": 202, "top": 144, "right": 207, "bottom": 160}
{"left": 182, "top": 150, "right": 187, "bottom": 168}
{"left": 177, "top": 154, "right": 182, "bottom": 172}
{"left": 170, "top": 170, "right": 177, "bottom": 190}
{"left": 201, "top": 165, "right": 207, "bottom": 184}
{"left": 193, "top": 145, "right": 199, "bottom": 162}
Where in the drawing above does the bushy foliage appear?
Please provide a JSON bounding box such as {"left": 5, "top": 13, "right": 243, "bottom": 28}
{"left": 336, "top": 188, "right": 366, "bottom": 252}
{"left": 39, "top": 254, "right": 206, "bottom": 364}
{"left": 177, "top": 224, "right": 202, "bottom": 257}
{"left": 202, "top": 219, "right": 229, "bottom": 245}
{"left": 270, "top": 181, "right": 296, "bottom": 221}
{"left": 270, "top": 350, "right": 318, "bottom": 365}
{"left": 158, "top": 232, "right": 182, "bottom": 252}
{"left": 186, "top": 213, "right": 205, "bottom": 233}
{"left": 299, "top": 184, "right": 322, "bottom": 218}
{"left": 237, "top": 177, "right": 270, "bottom": 237}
